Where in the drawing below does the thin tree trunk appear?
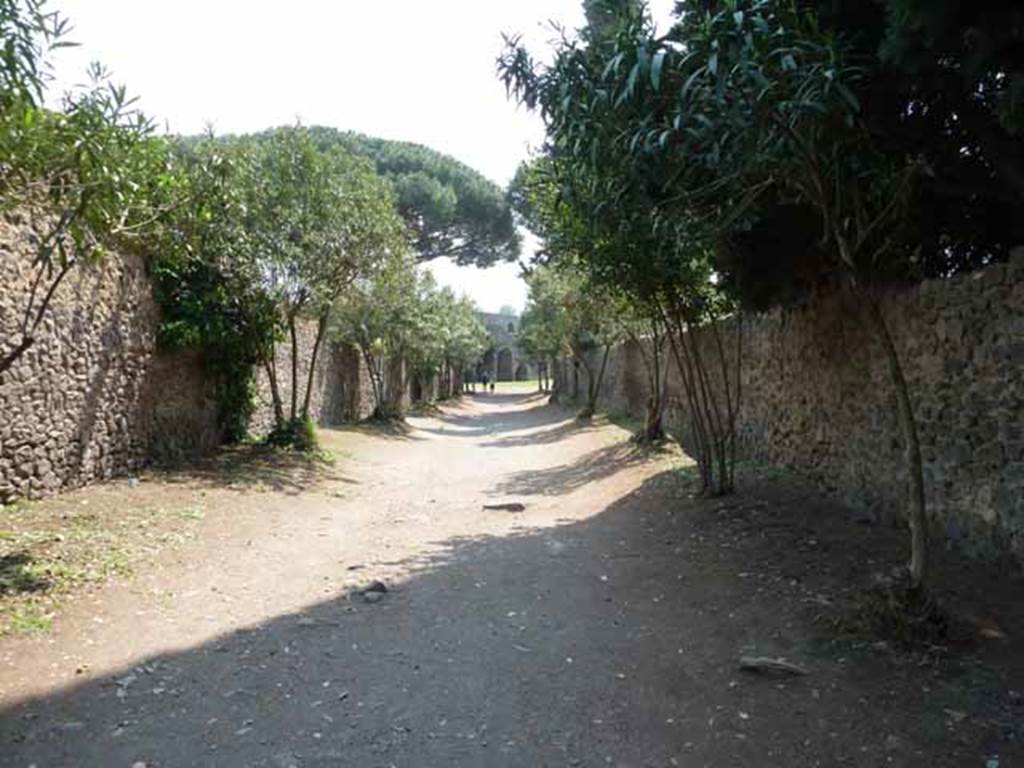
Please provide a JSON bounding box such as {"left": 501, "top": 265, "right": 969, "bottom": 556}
{"left": 357, "top": 340, "right": 385, "bottom": 418}
{"left": 689, "top": 329, "right": 730, "bottom": 494}
{"left": 575, "top": 353, "right": 595, "bottom": 417}
{"left": 730, "top": 314, "right": 743, "bottom": 488}
{"left": 0, "top": 337, "right": 35, "bottom": 379}
{"left": 300, "top": 311, "right": 329, "bottom": 421}
{"left": 262, "top": 353, "right": 285, "bottom": 428}
{"left": 581, "top": 344, "right": 612, "bottom": 418}
{"left": 662, "top": 309, "right": 707, "bottom": 480}
{"left": 644, "top": 326, "right": 666, "bottom": 443}
{"left": 660, "top": 298, "right": 736, "bottom": 496}
{"left": 865, "top": 293, "right": 929, "bottom": 590}
{"left": 288, "top": 314, "right": 299, "bottom": 422}
{"left": 0, "top": 261, "right": 75, "bottom": 378}
{"left": 666, "top": 322, "right": 713, "bottom": 491}
{"left": 630, "top": 321, "right": 666, "bottom": 444}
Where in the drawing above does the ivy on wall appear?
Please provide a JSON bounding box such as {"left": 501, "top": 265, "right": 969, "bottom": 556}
{"left": 151, "top": 255, "right": 278, "bottom": 443}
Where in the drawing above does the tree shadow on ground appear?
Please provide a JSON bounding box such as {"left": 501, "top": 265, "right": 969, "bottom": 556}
{"left": 3, "top": 468, "right": 1021, "bottom": 767}
{"left": 342, "top": 419, "right": 426, "bottom": 442}
{"left": 153, "top": 444, "right": 356, "bottom": 495}
{"left": 493, "top": 441, "right": 649, "bottom": 497}
{"left": 477, "top": 416, "right": 602, "bottom": 448}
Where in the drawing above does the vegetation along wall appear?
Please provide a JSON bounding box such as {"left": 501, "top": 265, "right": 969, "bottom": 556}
{"left": 1, "top": 216, "right": 403, "bottom": 503}
{"left": 571, "top": 254, "right": 1024, "bottom": 565}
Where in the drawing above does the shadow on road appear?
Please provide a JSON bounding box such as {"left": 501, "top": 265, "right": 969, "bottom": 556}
{"left": 154, "top": 445, "right": 353, "bottom": 496}
{"left": 2, "top": 464, "right": 1021, "bottom": 767}
{"left": 493, "top": 441, "right": 648, "bottom": 497}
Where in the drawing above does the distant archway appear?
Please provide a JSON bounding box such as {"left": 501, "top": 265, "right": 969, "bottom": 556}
{"left": 497, "top": 348, "right": 514, "bottom": 381}
{"left": 514, "top": 363, "right": 529, "bottom": 381}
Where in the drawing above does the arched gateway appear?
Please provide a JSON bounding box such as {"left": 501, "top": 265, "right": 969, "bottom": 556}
{"left": 475, "top": 312, "right": 535, "bottom": 383}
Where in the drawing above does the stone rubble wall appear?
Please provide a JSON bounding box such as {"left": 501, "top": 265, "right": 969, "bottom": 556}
{"left": 561, "top": 255, "right": 1024, "bottom": 564}
{"left": 0, "top": 216, "right": 220, "bottom": 502}
{"left": 1, "top": 213, "right": 382, "bottom": 503}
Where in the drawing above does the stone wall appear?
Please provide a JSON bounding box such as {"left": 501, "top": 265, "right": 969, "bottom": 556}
{"left": 144, "top": 350, "right": 221, "bottom": 465}
{"left": 562, "top": 255, "right": 1024, "bottom": 564}
{"left": 249, "top": 323, "right": 376, "bottom": 437}
{"left": 0, "top": 216, "right": 221, "bottom": 502}
{"left": 0, "top": 212, "right": 424, "bottom": 503}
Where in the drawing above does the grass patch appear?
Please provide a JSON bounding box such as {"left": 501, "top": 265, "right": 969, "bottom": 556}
{"left": 6, "top": 604, "right": 53, "bottom": 635}
{"left": 0, "top": 494, "right": 207, "bottom": 636}
{"left": 176, "top": 505, "right": 205, "bottom": 521}
{"left": 0, "top": 441, "right": 352, "bottom": 635}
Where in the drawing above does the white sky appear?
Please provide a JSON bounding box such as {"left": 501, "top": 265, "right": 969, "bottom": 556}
{"left": 49, "top": 0, "right": 675, "bottom": 313}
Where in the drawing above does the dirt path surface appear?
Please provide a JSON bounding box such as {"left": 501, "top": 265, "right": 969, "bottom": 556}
{"left": 1, "top": 393, "right": 1021, "bottom": 767}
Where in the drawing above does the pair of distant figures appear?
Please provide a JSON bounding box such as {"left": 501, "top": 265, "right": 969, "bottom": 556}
{"left": 480, "top": 376, "right": 495, "bottom": 393}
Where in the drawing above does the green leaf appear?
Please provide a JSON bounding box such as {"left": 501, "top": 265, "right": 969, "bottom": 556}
{"left": 835, "top": 82, "right": 860, "bottom": 112}
{"left": 651, "top": 51, "right": 665, "bottom": 91}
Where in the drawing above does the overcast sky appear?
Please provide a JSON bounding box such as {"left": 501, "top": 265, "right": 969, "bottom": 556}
{"left": 50, "top": 1, "right": 675, "bottom": 312}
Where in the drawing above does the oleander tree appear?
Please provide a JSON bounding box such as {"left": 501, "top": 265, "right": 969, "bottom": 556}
{"left": 502, "top": 0, "right": 1024, "bottom": 587}
{"left": 240, "top": 126, "right": 408, "bottom": 445}
{"left": 150, "top": 134, "right": 279, "bottom": 442}
{"left": 332, "top": 247, "right": 419, "bottom": 421}
{"left": 510, "top": 155, "right": 670, "bottom": 441}
{"left": 0, "top": 0, "right": 170, "bottom": 378}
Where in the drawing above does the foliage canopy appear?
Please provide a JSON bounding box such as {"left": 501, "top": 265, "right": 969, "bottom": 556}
{"left": 309, "top": 126, "right": 521, "bottom": 267}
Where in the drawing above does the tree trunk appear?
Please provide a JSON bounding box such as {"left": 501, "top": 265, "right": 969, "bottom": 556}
{"left": 382, "top": 354, "right": 407, "bottom": 419}
{"left": 666, "top": 324, "right": 713, "bottom": 491}
{"left": 660, "top": 301, "right": 737, "bottom": 496}
{"left": 300, "top": 311, "right": 329, "bottom": 421}
{"left": 865, "top": 292, "right": 929, "bottom": 590}
{"left": 288, "top": 314, "right": 299, "bottom": 422}
{"left": 358, "top": 343, "right": 385, "bottom": 418}
{"left": 631, "top": 322, "right": 666, "bottom": 445}
{"left": 641, "top": 345, "right": 665, "bottom": 444}
{"left": 262, "top": 351, "right": 285, "bottom": 428}
{"left": 579, "top": 345, "right": 611, "bottom": 419}
{"left": 575, "top": 354, "right": 594, "bottom": 418}
{"left": 1, "top": 261, "right": 76, "bottom": 378}
{"left": 0, "top": 337, "right": 35, "bottom": 379}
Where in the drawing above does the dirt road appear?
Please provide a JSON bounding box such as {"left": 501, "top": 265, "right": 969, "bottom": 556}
{"left": 0, "top": 393, "right": 1020, "bottom": 767}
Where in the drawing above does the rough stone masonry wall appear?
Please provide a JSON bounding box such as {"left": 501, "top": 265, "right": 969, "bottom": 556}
{"left": 565, "top": 254, "right": 1024, "bottom": 564}
{"left": 0, "top": 215, "right": 221, "bottom": 502}
{"left": 249, "top": 322, "right": 376, "bottom": 438}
